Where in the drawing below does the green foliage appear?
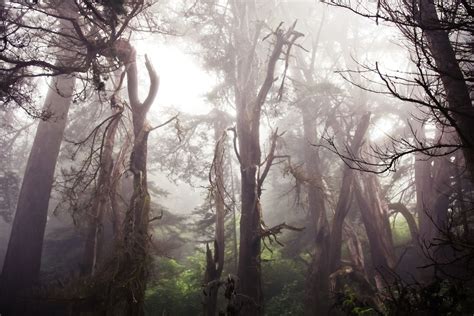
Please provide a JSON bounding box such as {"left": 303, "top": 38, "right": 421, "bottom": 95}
{"left": 390, "top": 214, "right": 412, "bottom": 246}
{"left": 265, "top": 280, "right": 304, "bottom": 316}
{"left": 262, "top": 249, "right": 305, "bottom": 316}
{"left": 383, "top": 279, "right": 474, "bottom": 315}
{"left": 334, "top": 285, "right": 379, "bottom": 316}
{"left": 145, "top": 254, "right": 205, "bottom": 316}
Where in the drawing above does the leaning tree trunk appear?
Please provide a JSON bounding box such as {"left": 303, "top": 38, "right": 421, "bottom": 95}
{"left": 204, "top": 113, "right": 227, "bottom": 316}
{"left": 82, "top": 102, "right": 123, "bottom": 276}
{"left": 328, "top": 113, "right": 371, "bottom": 274}
{"left": 105, "top": 40, "right": 158, "bottom": 316}
{"left": 0, "top": 9, "right": 78, "bottom": 313}
{"left": 353, "top": 173, "right": 396, "bottom": 290}
{"left": 417, "top": 0, "right": 474, "bottom": 181}
{"left": 0, "top": 74, "right": 75, "bottom": 313}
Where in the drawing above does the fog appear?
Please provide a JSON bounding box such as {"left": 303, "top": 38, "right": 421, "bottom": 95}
{"left": 0, "top": 0, "right": 473, "bottom": 315}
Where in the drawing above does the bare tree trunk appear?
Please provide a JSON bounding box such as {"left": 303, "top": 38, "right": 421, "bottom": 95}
{"left": 328, "top": 113, "right": 371, "bottom": 274}
{"left": 0, "top": 72, "right": 75, "bottom": 313}
{"left": 0, "top": 7, "right": 80, "bottom": 312}
{"left": 230, "top": 160, "right": 239, "bottom": 273}
{"left": 105, "top": 40, "right": 158, "bottom": 316}
{"left": 232, "top": 4, "right": 263, "bottom": 312}
{"left": 301, "top": 104, "right": 330, "bottom": 316}
{"left": 415, "top": 154, "right": 453, "bottom": 281}
{"left": 204, "top": 113, "right": 227, "bottom": 316}
{"left": 353, "top": 174, "right": 396, "bottom": 290}
{"left": 82, "top": 105, "right": 122, "bottom": 276}
{"left": 110, "top": 137, "right": 130, "bottom": 241}
{"left": 418, "top": 0, "right": 474, "bottom": 180}
{"left": 230, "top": 4, "right": 301, "bottom": 315}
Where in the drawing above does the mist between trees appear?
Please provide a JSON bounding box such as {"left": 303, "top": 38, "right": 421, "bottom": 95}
{"left": 0, "top": 0, "right": 473, "bottom": 315}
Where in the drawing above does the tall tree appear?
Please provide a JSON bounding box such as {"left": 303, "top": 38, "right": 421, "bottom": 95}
{"left": 327, "top": 0, "right": 474, "bottom": 180}
{"left": 0, "top": 71, "right": 76, "bottom": 312}
{"left": 204, "top": 110, "right": 227, "bottom": 316}
{"left": 104, "top": 39, "right": 159, "bottom": 316}
{"left": 0, "top": 9, "right": 78, "bottom": 309}
{"left": 81, "top": 71, "right": 125, "bottom": 276}
{"left": 231, "top": 3, "right": 302, "bottom": 312}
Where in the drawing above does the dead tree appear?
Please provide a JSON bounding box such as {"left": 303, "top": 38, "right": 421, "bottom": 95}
{"left": 204, "top": 111, "right": 228, "bottom": 316}
{"left": 104, "top": 39, "right": 159, "bottom": 316}
{"left": 232, "top": 15, "right": 303, "bottom": 314}
{"left": 82, "top": 71, "right": 125, "bottom": 276}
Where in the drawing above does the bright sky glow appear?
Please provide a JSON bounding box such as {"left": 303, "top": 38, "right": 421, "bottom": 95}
{"left": 133, "top": 38, "right": 215, "bottom": 117}
{"left": 370, "top": 117, "right": 395, "bottom": 141}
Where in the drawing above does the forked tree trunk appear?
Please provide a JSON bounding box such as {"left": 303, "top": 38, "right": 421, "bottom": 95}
{"left": 230, "top": 4, "right": 302, "bottom": 315}
{"left": 328, "top": 113, "right": 371, "bottom": 274}
{"left": 232, "top": 3, "right": 263, "bottom": 312}
{"left": 105, "top": 40, "right": 158, "bottom": 316}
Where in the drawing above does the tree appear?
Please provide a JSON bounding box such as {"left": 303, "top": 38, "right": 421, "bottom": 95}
{"left": 81, "top": 70, "right": 125, "bottom": 276}
{"left": 0, "top": 1, "right": 156, "bottom": 312}
{"left": 103, "top": 39, "right": 159, "bottom": 315}
{"left": 231, "top": 10, "right": 302, "bottom": 314}
{"left": 0, "top": 16, "right": 77, "bottom": 312}
{"left": 325, "top": 0, "right": 474, "bottom": 180}
{"left": 203, "top": 110, "right": 228, "bottom": 316}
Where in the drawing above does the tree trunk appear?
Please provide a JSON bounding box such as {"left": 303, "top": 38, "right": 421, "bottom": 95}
{"left": 415, "top": 154, "right": 453, "bottom": 281}
{"left": 0, "top": 72, "right": 75, "bottom": 313}
{"left": 82, "top": 106, "right": 122, "bottom": 276}
{"left": 204, "top": 114, "right": 227, "bottom": 316}
{"left": 236, "top": 127, "right": 263, "bottom": 315}
{"left": 353, "top": 174, "right": 396, "bottom": 289}
{"left": 328, "top": 113, "right": 371, "bottom": 273}
{"left": 232, "top": 3, "right": 263, "bottom": 310}
{"left": 418, "top": 0, "right": 474, "bottom": 181}
{"left": 301, "top": 104, "right": 330, "bottom": 316}
{"left": 105, "top": 40, "right": 158, "bottom": 316}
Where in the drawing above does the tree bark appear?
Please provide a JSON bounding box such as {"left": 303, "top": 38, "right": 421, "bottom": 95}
{"left": 0, "top": 72, "right": 75, "bottom": 312}
{"left": 301, "top": 103, "right": 331, "bottom": 316}
{"left": 204, "top": 112, "right": 227, "bottom": 316}
{"left": 105, "top": 40, "right": 158, "bottom": 316}
{"left": 418, "top": 0, "right": 474, "bottom": 180}
{"left": 353, "top": 174, "right": 396, "bottom": 290}
{"left": 82, "top": 105, "right": 122, "bottom": 276}
{"left": 328, "top": 113, "right": 371, "bottom": 274}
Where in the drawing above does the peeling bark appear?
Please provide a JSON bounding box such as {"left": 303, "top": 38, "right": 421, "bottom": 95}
{"left": 105, "top": 40, "right": 159, "bottom": 316}
{"left": 82, "top": 105, "right": 123, "bottom": 276}
{"left": 204, "top": 113, "right": 227, "bottom": 316}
